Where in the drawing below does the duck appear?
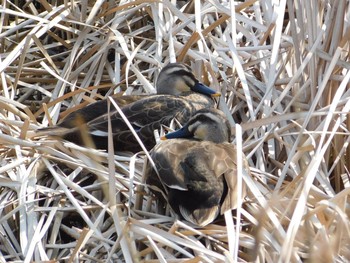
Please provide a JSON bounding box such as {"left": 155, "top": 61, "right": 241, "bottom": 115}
{"left": 36, "top": 63, "right": 221, "bottom": 152}
{"left": 145, "top": 108, "right": 249, "bottom": 227}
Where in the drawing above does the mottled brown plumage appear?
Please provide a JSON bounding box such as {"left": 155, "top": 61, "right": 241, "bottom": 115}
{"left": 145, "top": 108, "right": 249, "bottom": 226}
{"left": 36, "top": 63, "right": 220, "bottom": 152}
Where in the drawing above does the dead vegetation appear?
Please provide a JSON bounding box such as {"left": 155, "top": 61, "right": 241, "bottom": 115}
{"left": 0, "top": 0, "right": 350, "bottom": 262}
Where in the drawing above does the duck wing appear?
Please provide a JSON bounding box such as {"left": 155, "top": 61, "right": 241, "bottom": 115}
{"left": 58, "top": 94, "right": 147, "bottom": 128}
{"left": 86, "top": 95, "right": 196, "bottom": 151}
{"left": 89, "top": 95, "right": 194, "bottom": 132}
{"left": 34, "top": 95, "right": 147, "bottom": 136}
{"left": 203, "top": 142, "right": 249, "bottom": 214}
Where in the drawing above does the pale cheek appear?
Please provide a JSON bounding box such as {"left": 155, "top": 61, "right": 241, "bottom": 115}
{"left": 194, "top": 127, "right": 206, "bottom": 140}
{"left": 175, "top": 80, "right": 190, "bottom": 92}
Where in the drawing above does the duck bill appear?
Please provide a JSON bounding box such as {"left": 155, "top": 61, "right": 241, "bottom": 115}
{"left": 193, "top": 82, "right": 221, "bottom": 97}
{"left": 161, "top": 126, "right": 192, "bottom": 140}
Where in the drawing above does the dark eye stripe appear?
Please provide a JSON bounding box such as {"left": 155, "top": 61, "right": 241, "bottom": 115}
{"left": 161, "top": 65, "right": 197, "bottom": 86}
{"left": 188, "top": 121, "right": 201, "bottom": 133}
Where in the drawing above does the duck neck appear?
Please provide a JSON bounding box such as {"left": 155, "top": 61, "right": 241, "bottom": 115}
{"left": 184, "top": 92, "right": 216, "bottom": 110}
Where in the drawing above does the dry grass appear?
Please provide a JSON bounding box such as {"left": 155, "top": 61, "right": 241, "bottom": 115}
{"left": 1, "top": 0, "right": 350, "bottom": 262}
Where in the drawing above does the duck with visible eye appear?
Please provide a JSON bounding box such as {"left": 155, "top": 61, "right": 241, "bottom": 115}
{"left": 145, "top": 108, "right": 250, "bottom": 227}
{"left": 35, "top": 63, "right": 221, "bottom": 152}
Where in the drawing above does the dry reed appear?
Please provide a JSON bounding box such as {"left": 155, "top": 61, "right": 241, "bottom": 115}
{"left": 0, "top": 0, "right": 350, "bottom": 262}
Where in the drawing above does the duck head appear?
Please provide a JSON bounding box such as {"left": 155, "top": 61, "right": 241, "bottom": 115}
{"left": 162, "top": 108, "right": 231, "bottom": 143}
{"left": 156, "top": 63, "right": 221, "bottom": 98}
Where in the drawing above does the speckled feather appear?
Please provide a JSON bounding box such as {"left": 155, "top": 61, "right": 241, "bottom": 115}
{"left": 146, "top": 140, "right": 248, "bottom": 226}
{"left": 84, "top": 93, "right": 214, "bottom": 151}
{"left": 145, "top": 109, "right": 249, "bottom": 226}
{"left": 36, "top": 63, "right": 219, "bottom": 152}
